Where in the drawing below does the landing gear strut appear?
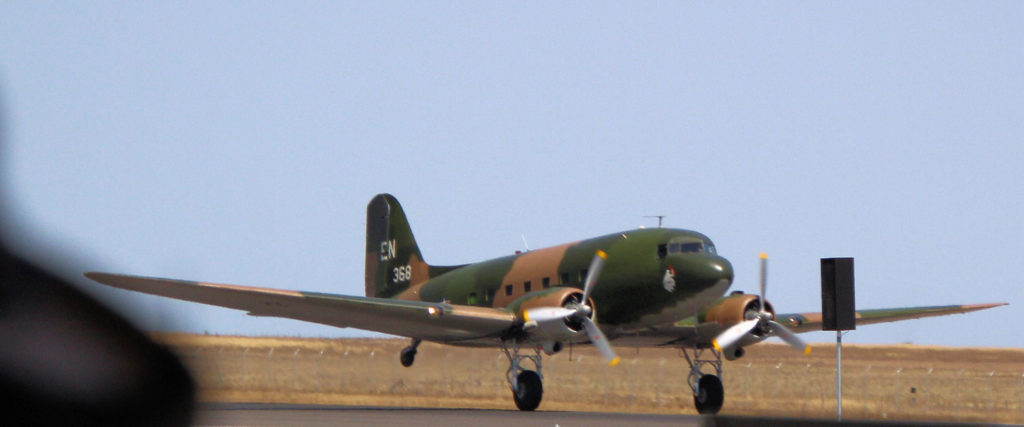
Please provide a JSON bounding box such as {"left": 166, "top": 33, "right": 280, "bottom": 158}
{"left": 681, "top": 347, "right": 725, "bottom": 414}
{"left": 501, "top": 338, "right": 543, "bottom": 411}
{"left": 400, "top": 338, "right": 420, "bottom": 367}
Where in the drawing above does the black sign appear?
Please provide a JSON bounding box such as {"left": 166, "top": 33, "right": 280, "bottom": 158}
{"left": 821, "top": 258, "right": 855, "bottom": 331}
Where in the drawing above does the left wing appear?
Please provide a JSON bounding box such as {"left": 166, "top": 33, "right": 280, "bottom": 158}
{"left": 613, "top": 303, "right": 1007, "bottom": 348}
{"left": 85, "top": 273, "right": 516, "bottom": 343}
{"left": 775, "top": 303, "right": 1008, "bottom": 334}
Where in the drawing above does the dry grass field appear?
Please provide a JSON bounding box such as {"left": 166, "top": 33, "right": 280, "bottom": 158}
{"left": 155, "top": 333, "right": 1024, "bottom": 424}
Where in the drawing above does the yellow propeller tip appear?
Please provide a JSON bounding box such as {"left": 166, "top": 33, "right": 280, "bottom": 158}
{"left": 596, "top": 250, "right": 608, "bottom": 259}
{"left": 523, "top": 310, "right": 530, "bottom": 323}
{"left": 609, "top": 357, "right": 621, "bottom": 367}
{"left": 804, "top": 346, "right": 812, "bottom": 355}
{"left": 759, "top": 252, "right": 769, "bottom": 259}
{"left": 712, "top": 340, "right": 722, "bottom": 352}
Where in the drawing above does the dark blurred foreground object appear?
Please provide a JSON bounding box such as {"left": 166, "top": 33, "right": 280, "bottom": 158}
{"left": 0, "top": 244, "right": 195, "bottom": 426}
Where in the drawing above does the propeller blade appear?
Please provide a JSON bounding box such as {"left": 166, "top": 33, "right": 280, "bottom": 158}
{"left": 582, "top": 317, "right": 620, "bottom": 366}
{"left": 580, "top": 250, "right": 607, "bottom": 305}
{"left": 711, "top": 318, "right": 760, "bottom": 352}
{"left": 522, "top": 307, "right": 576, "bottom": 324}
{"left": 759, "top": 252, "right": 768, "bottom": 314}
{"left": 768, "top": 320, "right": 812, "bottom": 355}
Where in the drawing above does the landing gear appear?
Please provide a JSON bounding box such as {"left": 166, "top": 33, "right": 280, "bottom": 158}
{"left": 400, "top": 338, "right": 420, "bottom": 367}
{"left": 501, "top": 338, "right": 544, "bottom": 411}
{"left": 681, "top": 346, "right": 725, "bottom": 414}
{"left": 694, "top": 374, "right": 724, "bottom": 414}
{"left": 513, "top": 370, "right": 543, "bottom": 411}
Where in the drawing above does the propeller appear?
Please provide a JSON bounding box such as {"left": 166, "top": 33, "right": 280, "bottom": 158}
{"left": 576, "top": 250, "right": 619, "bottom": 365}
{"left": 523, "top": 250, "right": 620, "bottom": 366}
{"left": 711, "top": 253, "right": 811, "bottom": 355}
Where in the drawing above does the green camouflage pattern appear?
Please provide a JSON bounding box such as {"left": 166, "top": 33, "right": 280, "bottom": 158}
{"left": 86, "top": 193, "right": 1006, "bottom": 350}
{"left": 364, "top": 194, "right": 735, "bottom": 332}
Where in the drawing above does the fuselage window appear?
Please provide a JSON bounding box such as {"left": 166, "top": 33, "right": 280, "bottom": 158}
{"left": 524, "top": 281, "right": 532, "bottom": 293}
{"left": 560, "top": 272, "right": 570, "bottom": 284}
{"left": 468, "top": 292, "right": 477, "bottom": 305}
{"left": 542, "top": 277, "right": 550, "bottom": 288}
{"left": 657, "top": 244, "right": 667, "bottom": 258}
{"left": 505, "top": 284, "right": 513, "bottom": 296}
{"left": 487, "top": 287, "right": 496, "bottom": 301}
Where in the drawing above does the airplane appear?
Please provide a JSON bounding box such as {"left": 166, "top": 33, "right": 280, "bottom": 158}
{"left": 86, "top": 194, "right": 1006, "bottom": 414}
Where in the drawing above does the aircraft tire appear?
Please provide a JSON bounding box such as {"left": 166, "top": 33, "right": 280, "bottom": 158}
{"left": 512, "top": 370, "right": 543, "bottom": 411}
{"left": 400, "top": 347, "right": 416, "bottom": 367}
{"left": 694, "top": 374, "right": 724, "bottom": 414}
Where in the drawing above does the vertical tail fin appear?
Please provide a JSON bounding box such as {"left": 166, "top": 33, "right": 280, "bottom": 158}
{"left": 365, "top": 194, "right": 429, "bottom": 298}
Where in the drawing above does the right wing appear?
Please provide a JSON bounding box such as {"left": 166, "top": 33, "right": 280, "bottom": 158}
{"left": 85, "top": 273, "right": 517, "bottom": 343}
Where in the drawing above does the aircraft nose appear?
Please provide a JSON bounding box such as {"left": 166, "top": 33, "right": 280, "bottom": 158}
{"left": 668, "top": 255, "right": 734, "bottom": 289}
{"left": 706, "top": 256, "right": 734, "bottom": 285}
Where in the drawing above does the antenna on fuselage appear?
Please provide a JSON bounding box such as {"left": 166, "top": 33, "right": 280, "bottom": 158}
{"left": 520, "top": 234, "right": 531, "bottom": 252}
{"left": 643, "top": 215, "right": 666, "bottom": 228}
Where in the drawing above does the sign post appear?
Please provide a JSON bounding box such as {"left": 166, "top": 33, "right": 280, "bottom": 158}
{"left": 821, "top": 258, "right": 855, "bottom": 421}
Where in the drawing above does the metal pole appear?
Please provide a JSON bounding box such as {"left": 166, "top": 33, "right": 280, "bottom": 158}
{"left": 837, "top": 330, "right": 843, "bottom": 421}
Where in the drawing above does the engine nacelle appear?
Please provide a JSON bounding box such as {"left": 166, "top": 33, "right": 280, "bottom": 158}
{"left": 702, "top": 293, "right": 776, "bottom": 349}
{"left": 513, "top": 287, "right": 595, "bottom": 343}
{"left": 703, "top": 293, "right": 775, "bottom": 326}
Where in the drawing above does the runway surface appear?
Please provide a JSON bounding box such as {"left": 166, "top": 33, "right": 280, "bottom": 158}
{"left": 194, "top": 403, "right": 1000, "bottom": 426}
{"left": 194, "top": 403, "right": 703, "bottom": 427}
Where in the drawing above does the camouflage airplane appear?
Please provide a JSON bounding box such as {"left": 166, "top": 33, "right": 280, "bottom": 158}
{"left": 86, "top": 194, "right": 1006, "bottom": 414}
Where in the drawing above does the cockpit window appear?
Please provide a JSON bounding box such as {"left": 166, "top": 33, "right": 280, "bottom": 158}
{"left": 679, "top": 242, "right": 704, "bottom": 253}
{"left": 667, "top": 242, "right": 704, "bottom": 253}
{"left": 663, "top": 240, "right": 717, "bottom": 255}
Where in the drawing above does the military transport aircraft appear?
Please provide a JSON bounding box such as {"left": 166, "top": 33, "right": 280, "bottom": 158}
{"left": 86, "top": 194, "right": 1005, "bottom": 414}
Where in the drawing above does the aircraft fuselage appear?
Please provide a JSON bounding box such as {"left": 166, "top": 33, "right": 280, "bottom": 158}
{"left": 395, "top": 228, "right": 734, "bottom": 335}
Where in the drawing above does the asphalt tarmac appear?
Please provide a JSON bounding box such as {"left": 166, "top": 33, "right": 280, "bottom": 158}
{"left": 194, "top": 403, "right": 1000, "bottom": 427}
{"left": 194, "top": 403, "right": 703, "bottom": 427}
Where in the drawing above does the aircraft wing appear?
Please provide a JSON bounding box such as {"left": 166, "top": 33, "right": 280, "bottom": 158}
{"left": 614, "top": 302, "right": 1007, "bottom": 348}
{"left": 85, "top": 273, "right": 517, "bottom": 343}
{"left": 774, "top": 303, "right": 1008, "bottom": 334}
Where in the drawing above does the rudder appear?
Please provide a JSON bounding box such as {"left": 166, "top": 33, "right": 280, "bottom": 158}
{"left": 365, "top": 194, "right": 429, "bottom": 298}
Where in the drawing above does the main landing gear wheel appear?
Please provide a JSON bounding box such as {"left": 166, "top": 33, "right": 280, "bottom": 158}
{"left": 694, "top": 374, "right": 724, "bottom": 415}
{"left": 400, "top": 338, "right": 420, "bottom": 367}
{"left": 682, "top": 347, "right": 726, "bottom": 414}
{"left": 501, "top": 338, "right": 545, "bottom": 411}
{"left": 512, "top": 370, "right": 543, "bottom": 411}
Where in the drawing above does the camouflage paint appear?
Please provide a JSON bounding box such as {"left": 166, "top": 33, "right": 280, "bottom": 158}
{"left": 85, "top": 195, "right": 1008, "bottom": 352}
{"left": 365, "top": 194, "right": 735, "bottom": 331}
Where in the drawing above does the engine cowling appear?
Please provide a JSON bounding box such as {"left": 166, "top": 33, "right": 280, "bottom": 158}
{"left": 703, "top": 293, "right": 775, "bottom": 354}
{"left": 514, "top": 287, "right": 595, "bottom": 342}
{"left": 704, "top": 293, "right": 774, "bottom": 325}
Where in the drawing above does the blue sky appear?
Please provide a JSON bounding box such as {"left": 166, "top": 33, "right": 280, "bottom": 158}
{"left": 0, "top": 3, "right": 1019, "bottom": 347}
